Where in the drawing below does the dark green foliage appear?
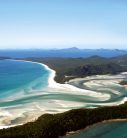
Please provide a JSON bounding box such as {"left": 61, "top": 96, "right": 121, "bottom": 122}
{"left": 0, "top": 56, "right": 127, "bottom": 137}
{"left": 25, "top": 56, "right": 127, "bottom": 83}
{"left": 66, "top": 63, "right": 125, "bottom": 77}
{"left": 120, "top": 80, "right": 127, "bottom": 85}
{"left": 1, "top": 104, "right": 127, "bottom": 138}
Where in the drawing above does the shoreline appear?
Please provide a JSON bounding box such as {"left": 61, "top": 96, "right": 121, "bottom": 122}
{"left": 1, "top": 59, "right": 127, "bottom": 130}
{"left": 12, "top": 59, "right": 86, "bottom": 91}
{"left": 4, "top": 59, "right": 59, "bottom": 88}
{"left": 62, "top": 118, "right": 127, "bottom": 138}
{"left": 0, "top": 59, "right": 88, "bottom": 129}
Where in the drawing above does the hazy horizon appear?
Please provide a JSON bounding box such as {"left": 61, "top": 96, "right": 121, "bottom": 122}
{"left": 0, "top": 0, "right": 127, "bottom": 49}
{"left": 0, "top": 47, "right": 127, "bottom": 50}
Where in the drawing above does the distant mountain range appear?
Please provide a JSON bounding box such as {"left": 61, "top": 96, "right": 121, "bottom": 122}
{"left": 0, "top": 47, "right": 127, "bottom": 58}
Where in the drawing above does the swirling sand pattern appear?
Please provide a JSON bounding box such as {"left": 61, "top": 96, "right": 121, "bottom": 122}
{"left": 0, "top": 60, "right": 127, "bottom": 128}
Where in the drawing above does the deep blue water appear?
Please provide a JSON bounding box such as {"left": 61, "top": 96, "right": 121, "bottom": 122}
{"left": 0, "top": 60, "right": 49, "bottom": 98}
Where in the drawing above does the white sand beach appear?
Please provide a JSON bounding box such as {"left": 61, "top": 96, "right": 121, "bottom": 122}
{"left": 0, "top": 60, "right": 127, "bottom": 129}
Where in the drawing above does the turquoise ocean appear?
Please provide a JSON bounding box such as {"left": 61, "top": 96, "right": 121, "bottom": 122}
{"left": 0, "top": 60, "right": 127, "bottom": 137}
{"left": 0, "top": 60, "right": 49, "bottom": 99}
{"left": 64, "top": 121, "right": 127, "bottom": 138}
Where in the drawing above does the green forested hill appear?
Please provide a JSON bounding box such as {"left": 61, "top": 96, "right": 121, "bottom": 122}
{"left": 26, "top": 55, "right": 127, "bottom": 83}
{"left": 0, "top": 55, "right": 127, "bottom": 137}
{"left": 0, "top": 103, "right": 127, "bottom": 138}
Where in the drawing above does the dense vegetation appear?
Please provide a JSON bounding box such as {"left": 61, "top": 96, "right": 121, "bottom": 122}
{"left": 120, "top": 80, "right": 127, "bottom": 85}
{"left": 0, "top": 103, "right": 127, "bottom": 138}
{"left": 1, "top": 55, "right": 127, "bottom": 83}
{"left": 66, "top": 63, "right": 125, "bottom": 76}
{"left": 0, "top": 55, "right": 127, "bottom": 137}
{"left": 25, "top": 55, "right": 127, "bottom": 83}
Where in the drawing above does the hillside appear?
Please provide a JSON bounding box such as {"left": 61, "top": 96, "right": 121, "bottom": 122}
{"left": 0, "top": 103, "right": 127, "bottom": 138}
{"left": 0, "top": 55, "right": 127, "bottom": 137}
{"left": 26, "top": 55, "right": 127, "bottom": 83}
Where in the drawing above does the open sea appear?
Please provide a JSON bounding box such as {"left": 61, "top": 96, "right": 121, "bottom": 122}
{"left": 0, "top": 60, "right": 51, "bottom": 127}
{"left": 0, "top": 60, "right": 49, "bottom": 99}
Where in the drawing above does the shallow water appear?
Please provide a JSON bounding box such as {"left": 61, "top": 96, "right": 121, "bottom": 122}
{"left": 64, "top": 121, "right": 127, "bottom": 138}
{"left": 0, "top": 60, "right": 127, "bottom": 128}
{"left": 0, "top": 60, "right": 50, "bottom": 127}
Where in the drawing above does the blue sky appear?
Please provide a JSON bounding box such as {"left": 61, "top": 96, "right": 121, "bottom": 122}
{"left": 0, "top": 0, "right": 127, "bottom": 49}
